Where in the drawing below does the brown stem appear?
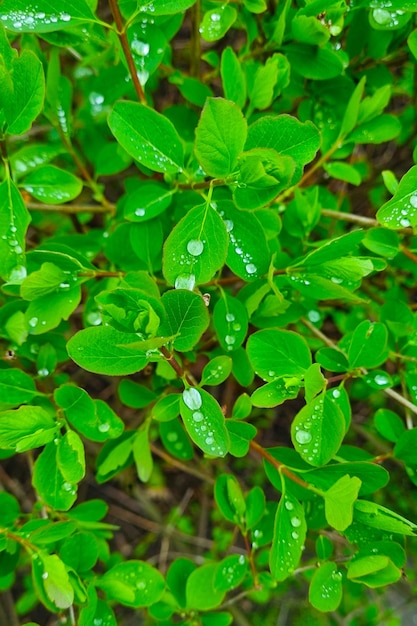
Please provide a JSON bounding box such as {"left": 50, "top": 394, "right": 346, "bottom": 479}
{"left": 160, "top": 346, "right": 195, "bottom": 386}
{"left": 250, "top": 440, "right": 312, "bottom": 490}
{"left": 108, "top": 0, "right": 147, "bottom": 105}
{"left": 243, "top": 532, "right": 259, "bottom": 587}
{"left": 150, "top": 443, "right": 214, "bottom": 484}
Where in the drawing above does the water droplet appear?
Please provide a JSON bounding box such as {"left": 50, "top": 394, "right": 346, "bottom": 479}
{"left": 37, "top": 368, "right": 49, "bottom": 377}
{"left": 183, "top": 388, "right": 202, "bottom": 410}
{"left": 373, "top": 374, "right": 389, "bottom": 386}
{"left": 87, "top": 311, "right": 102, "bottom": 326}
{"left": 332, "top": 570, "right": 343, "bottom": 581}
{"left": 284, "top": 500, "right": 294, "bottom": 511}
{"left": 224, "top": 219, "right": 234, "bottom": 232}
{"left": 291, "top": 531, "right": 299, "bottom": 539}
{"left": 42, "top": 572, "right": 49, "bottom": 579}
{"left": 295, "top": 430, "right": 312, "bottom": 444}
{"left": 8, "top": 265, "right": 27, "bottom": 282}
{"left": 332, "top": 389, "right": 341, "bottom": 398}
{"left": 187, "top": 239, "right": 204, "bottom": 256}
{"left": 132, "top": 40, "right": 150, "bottom": 56}
{"left": 98, "top": 423, "right": 110, "bottom": 433}
{"left": 135, "top": 208, "right": 145, "bottom": 217}
{"left": 225, "top": 335, "right": 235, "bottom": 346}
{"left": 192, "top": 411, "right": 204, "bottom": 422}
{"left": 29, "top": 317, "right": 38, "bottom": 328}
{"left": 226, "top": 313, "right": 235, "bottom": 322}
{"left": 166, "top": 431, "right": 178, "bottom": 442}
{"left": 307, "top": 310, "right": 320, "bottom": 323}
{"left": 174, "top": 273, "right": 195, "bottom": 291}
{"left": 246, "top": 263, "right": 257, "bottom": 274}
{"left": 62, "top": 482, "right": 73, "bottom": 492}
{"left": 290, "top": 516, "right": 301, "bottom": 528}
{"left": 205, "top": 436, "right": 214, "bottom": 445}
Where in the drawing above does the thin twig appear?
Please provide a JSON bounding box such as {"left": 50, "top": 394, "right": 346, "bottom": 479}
{"left": 27, "top": 202, "right": 114, "bottom": 214}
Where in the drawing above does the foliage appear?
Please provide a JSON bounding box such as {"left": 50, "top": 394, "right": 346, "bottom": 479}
{"left": 1, "top": 0, "right": 417, "bottom": 624}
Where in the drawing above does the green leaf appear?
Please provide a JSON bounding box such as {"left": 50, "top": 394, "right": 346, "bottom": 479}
{"left": 220, "top": 200, "right": 270, "bottom": 279}
{"left": 375, "top": 409, "right": 406, "bottom": 443}
{"left": 247, "top": 328, "right": 312, "bottom": 381}
{"left": 0, "top": 179, "right": 30, "bottom": 283}
{"left": 394, "top": 427, "right": 417, "bottom": 466}
{"left": 159, "top": 290, "right": 209, "bottom": 352}
{"left": 25, "top": 286, "right": 81, "bottom": 335}
{"left": 377, "top": 164, "right": 417, "bottom": 229}
{"left": 33, "top": 442, "right": 77, "bottom": 510}
{"left": 199, "top": 6, "right": 237, "bottom": 42}
{"left": 215, "top": 474, "right": 246, "bottom": 525}
{"left": 186, "top": 563, "right": 226, "bottom": 610}
{"left": 0, "top": 368, "right": 39, "bottom": 409}
{"left": 291, "top": 392, "right": 345, "bottom": 467}
{"left": 133, "top": 423, "right": 153, "bottom": 482}
{"left": 162, "top": 203, "right": 228, "bottom": 287}
{"left": 214, "top": 555, "right": 248, "bottom": 592}
{"left": 348, "top": 321, "right": 389, "bottom": 369}
{"left": 353, "top": 500, "right": 417, "bottom": 536}
{"left": 339, "top": 77, "right": 366, "bottom": 138}
{"left": 0, "top": 0, "right": 96, "bottom": 32}
{"left": 152, "top": 394, "right": 180, "bottom": 422}
{"left": 21, "top": 263, "right": 68, "bottom": 300}
{"left": 54, "top": 384, "right": 124, "bottom": 442}
{"left": 226, "top": 420, "right": 257, "bottom": 458}
{"left": 167, "top": 558, "right": 196, "bottom": 608}
{"left": 139, "top": 0, "right": 197, "bottom": 15}
{"left": 304, "top": 363, "right": 326, "bottom": 404}
{"left": 108, "top": 101, "right": 184, "bottom": 174}
{"left": 323, "top": 161, "right": 361, "bottom": 186}
{"left": 251, "top": 378, "right": 300, "bottom": 408}
{"left": 348, "top": 115, "right": 401, "bottom": 144}
{"left": 248, "top": 54, "right": 290, "bottom": 113}
{"left": 0, "top": 405, "right": 56, "bottom": 450}
{"left": 362, "top": 228, "right": 399, "bottom": 259}
{"left": 118, "top": 380, "right": 157, "bottom": 409}
{"left": 309, "top": 562, "right": 343, "bottom": 612}
{"left": 67, "top": 326, "right": 149, "bottom": 375}
{"left": 324, "top": 475, "right": 362, "bottom": 531}
{"left": 246, "top": 114, "right": 320, "bottom": 184}
{"left": 60, "top": 532, "right": 99, "bottom": 572}
{"left": 97, "top": 561, "right": 165, "bottom": 607}
{"left": 270, "top": 492, "right": 306, "bottom": 581}
{"left": 0, "top": 44, "right": 44, "bottom": 135}
{"left": 159, "top": 418, "right": 194, "bottom": 460}
{"left": 21, "top": 165, "right": 83, "bottom": 204}
{"left": 123, "top": 182, "right": 174, "bottom": 222}
{"left": 245, "top": 486, "right": 265, "bottom": 528}
{"left": 213, "top": 291, "right": 248, "bottom": 352}
{"left": 194, "top": 97, "right": 247, "bottom": 178}
{"left": 285, "top": 42, "right": 344, "bottom": 80}
{"left": 201, "top": 356, "right": 233, "bottom": 386}
{"left": 180, "top": 387, "right": 229, "bottom": 457}
{"left": 34, "top": 553, "right": 74, "bottom": 610}
{"left": 221, "top": 47, "right": 246, "bottom": 109}
{"left": 57, "top": 431, "right": 85, "bottom": 484}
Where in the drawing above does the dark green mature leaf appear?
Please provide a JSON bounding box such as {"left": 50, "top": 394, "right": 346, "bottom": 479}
{"left": 108, "top": 101, "right": 184, "bottom": 174}
{"left": 159, "top": 290, "right": 209, "bottom": 351}
{"left": 186, "top": 563, "right": 226, "bottom": 610}
{"left": 0, "top": 179, "right": 30, "bottom": 283}
{"left": 194, "top": 97, "right": 247, "bottom": 178}
{"left": 309, "top": 562, "right": 343, "bottom": 612}
{"left": 291, "top": 393, "right": 345, "bottom": 467}
{"left": 67, "top": 326, "right": 149, "bottom": 375}
{"left": 348, "top": 321, "right": 389, "bottom": 369}
{"left": 97, "top": 561, "right": 165, "bottom": 607}
{"left": 0, "top": 0, "right": 96, "bottom": 32}
{"left": 123, "top": 183, "right": 174, "bottom": 222}
{"left": 270, "top": 492, "right": 307, "bottom": 581}
{"left": 25, "top": 286, "right": 81, "bottom": 335}
{"left": 180, "top": 387, "right": 229, "bottom": 457}
{"left": 377, "top": 164, "right": 417, "bottom": 229}
{"left": 247, "top": 328, "right": 312, "bottom": 381}
{"left": 163, "top": 203, "right": 228, "bottom": 287}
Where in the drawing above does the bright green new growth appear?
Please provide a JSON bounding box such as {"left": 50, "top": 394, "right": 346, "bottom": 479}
{"left": 1, "top": 0, "right": 417, "bottom": 625}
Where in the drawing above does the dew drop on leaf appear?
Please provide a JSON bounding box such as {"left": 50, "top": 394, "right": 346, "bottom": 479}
{"left": 295, "top": 430, "right": 312, "bottom": 444}
{"left": 187, "top": 239, "right": 204, "bottom": 256}
{"left": 174, "top": 273, "right": 195, "bottom": 290}
{"left": 183, "top": 388, "right": 202, "bottom": 410}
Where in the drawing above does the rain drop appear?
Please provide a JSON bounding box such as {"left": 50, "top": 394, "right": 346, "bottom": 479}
{"left": 135, "top": 208, "right": 145, "bottom": 217}
{"left": 246, "top": 263, "right": 257, "bottom": 274}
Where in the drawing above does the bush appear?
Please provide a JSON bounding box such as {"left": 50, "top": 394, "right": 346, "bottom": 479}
{"left": 1, "top": 0, "right": 417, "bottom": 624}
